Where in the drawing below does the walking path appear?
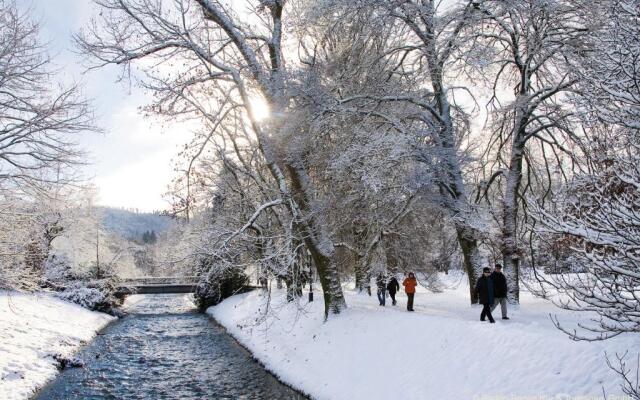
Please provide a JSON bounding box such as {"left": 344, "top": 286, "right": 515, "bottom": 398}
{"left": 210, "top": 274, "right": 636, "bottom": 400}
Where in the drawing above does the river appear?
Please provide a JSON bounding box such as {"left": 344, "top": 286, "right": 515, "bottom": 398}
{"left": 35, "top": 294, "right": 307, "bottom": 399}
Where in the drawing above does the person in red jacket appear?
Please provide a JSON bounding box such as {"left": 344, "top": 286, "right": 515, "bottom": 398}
{"left": 402, "top": 272, "right": 417, "bottom": 311}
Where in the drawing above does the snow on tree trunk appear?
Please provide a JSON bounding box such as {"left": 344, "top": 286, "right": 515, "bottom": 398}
{"left": 354, "top": 265, "right": 365, "bottom": 293}
{"left": 307, "top": 240, "right": 346, "bottom": 317}
{"left": 286, "top": 163, "right": 346, "bottom": 317}
{"left": 455, "top": 225, "right": 483, "bottom": 304}
{"left": 415, "top": 0, "right": 485, "bottom": 303}
{"left": 502, "top": 134, "right": 526, "bottom": 304}
{"left": 438, "top": 93, "right": 484, "bottom": 303}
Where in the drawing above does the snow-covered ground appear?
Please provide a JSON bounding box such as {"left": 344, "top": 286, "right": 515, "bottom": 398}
{"left": 209, "top": 274, "right": 638, "bottom": 400}
{"left": 0, "top": 291, "right": 115, "bottom": 400}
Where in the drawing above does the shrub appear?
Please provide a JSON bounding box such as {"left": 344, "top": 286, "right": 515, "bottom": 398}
{"left": 194, "top": 268, "right": 248, "bottom": 311}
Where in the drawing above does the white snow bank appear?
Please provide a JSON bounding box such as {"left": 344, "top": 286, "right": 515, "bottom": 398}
{"left": 0, "top": 291, "right": 115, "bottom": 400}
{"left": 209, "top": 275, "right": 637, "bottom": 400}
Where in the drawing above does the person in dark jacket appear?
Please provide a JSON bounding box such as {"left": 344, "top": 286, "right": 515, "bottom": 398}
{"left": 475, "top": 267, "right": 495, "bottom": 323}
{"left": 490, "top": 264, "right": 509, "bottom": 319}
{"left": 376, "top": 273, "right": 386, "bottom": 306}
{"left": 387, "top": 276, "right": 400, "bottom": 306}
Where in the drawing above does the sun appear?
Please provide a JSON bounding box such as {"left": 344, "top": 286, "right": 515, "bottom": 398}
{"left": 249, "top": 96, "right": 270, "bottom": 122}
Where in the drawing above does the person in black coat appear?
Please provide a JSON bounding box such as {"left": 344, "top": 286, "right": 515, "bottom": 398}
{"left": 475, "top": 267, "right": 495, "bottom": 323}
{"left": 386, "top": 276, "right": 400, "bottom": 306}
{"left": 490, "top": 264, "right": 509, "bottom": 319}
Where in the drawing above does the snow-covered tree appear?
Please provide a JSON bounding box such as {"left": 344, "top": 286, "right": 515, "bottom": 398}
{"left": 163, "top": 108, "right": 310, "bottom": 305}
{"left": 290, "top": 10, "right": 444, "bottom": 291}
{"left": 533, "top": 144, "right": 640, "bottom": 398}
{"left": 0, "top": 0, "right": 95, "bottom": 290}
{"left": 533, "top": 1, "right": 640, "bottom": 396}
{"left": 0, "top": 0, "right": 93, "bottom": 191}
{"left": 307, "top": 0, "right": 487, "bottom": 302}
{"left": 465, "top": 0, "right": 591, "bottom": 302}
{"left": 78, "top": 0, "right": 350, "bottom": 317}
{"left": 533, "top": 131, "right": 639, "bottom": 340}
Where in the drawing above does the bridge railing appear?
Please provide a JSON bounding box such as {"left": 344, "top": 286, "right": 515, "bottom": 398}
{"left": 119, "top": 276, "right": 200, "bottom": 286}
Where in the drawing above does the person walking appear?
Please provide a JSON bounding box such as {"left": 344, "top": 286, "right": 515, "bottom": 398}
{"left": 475, "top": 267, "right": 495, "bottom": 323}
{"left": 376, "top": 273, "right": 386, "bottom": 306}
{"left": 387, "top": 276, "right": 400, "bottom": 306}
{"left": 402, "top": 272, "right": 417, "bottom": 311}
{"left": 490, "top": 264, "right": 509, "bottom": 320}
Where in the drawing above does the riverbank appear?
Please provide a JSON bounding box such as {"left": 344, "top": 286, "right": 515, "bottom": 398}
{"left": 0, "top": 291, "right": 115, "bottom": 400}
{"left": 208, "top": 274, "right": 637, "bottom": 400}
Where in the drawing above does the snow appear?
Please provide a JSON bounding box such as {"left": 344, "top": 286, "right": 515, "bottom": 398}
{"left": 209, "top": 273, "right": 637, "bottom": 400}
{"left": 0, "top": 291, "right": 115, "bottom": 400}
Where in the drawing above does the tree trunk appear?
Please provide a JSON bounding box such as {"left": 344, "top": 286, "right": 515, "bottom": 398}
{"left": 456, "top": 225, "right": 483, "bottom": 304}
{"left": 438, "top": 98, "right": 485, "bottom": 303}
{"left": 501, "top": 139, "right": 525, "bottom": 303}
{"left": 425, "top": 51, "right": 485, "bottom": 303}
{"left": 285, "top": 247, "right": 305, "bottom": 301}
{"left": 306, "top": 240, "right": 346, "bottom": 316}
{"left": 384, "top": 240, "right": 400, "bottom": 274}
{"left": 395, "top": 0, "right": 487, "bottom": 305}
{"left": 354, "top": 260, "right": 370, "bottom": 294}
{"left": 286, "top": 164, "right": 346, "bottom": 318}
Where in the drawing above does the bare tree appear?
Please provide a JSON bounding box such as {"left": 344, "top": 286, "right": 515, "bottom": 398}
{"left": 533, "top": 144, "right": 640, "bottom": 398}
{"left": 0, "top": 1, "right": 95, "bottom": 290}
{"left": 532, "top": 1, "right": 640, "bottom": 396}
{"left": 534, "top": 155, "right": 640, "bottom": 340}
{"left": 376, "top": 0, "right": 488, "bottom": 302}
{"left": 288, "top": 9, "right": 440, "bottom": 291}
{"left": 0, "top": 1, "right": 93, "bottom": 191}
{"left": 309, "top": 0, "right": 487, "bottom": 302}
{"left": 468, "top": 0, "right": 590, "bottom": 302}
{"left": 77, "top": 0, "right": 350, "bottom": 317}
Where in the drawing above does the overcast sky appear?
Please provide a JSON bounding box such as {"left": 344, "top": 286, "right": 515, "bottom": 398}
{"left": 24, "top": 0, "right": 192, "bottom": 212}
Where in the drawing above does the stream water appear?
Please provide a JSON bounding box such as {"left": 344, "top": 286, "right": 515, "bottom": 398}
{"left": 35, "top": 294, "right": 306, "bottom": 399}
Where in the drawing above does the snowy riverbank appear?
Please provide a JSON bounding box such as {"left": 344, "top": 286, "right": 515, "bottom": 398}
{"left": 209, "top": 274, "right": 637, "bottom": 400}
{"left": 0, "top": 291, "right": 115, "bottom": 400}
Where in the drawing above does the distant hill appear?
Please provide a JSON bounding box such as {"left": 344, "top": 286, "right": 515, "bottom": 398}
{"left": 99, "top": 207, "right": 176, "bottom": 241}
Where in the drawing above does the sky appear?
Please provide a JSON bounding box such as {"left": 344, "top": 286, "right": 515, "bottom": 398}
{"left": 24, "top": 0, "right": 193, "bottom": 212}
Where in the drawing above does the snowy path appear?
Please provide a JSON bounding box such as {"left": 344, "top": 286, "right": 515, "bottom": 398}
{"left": 209, "top": 275, "right": 638, "bottom": 400}
{"left": 0, "top": 291, "right": 115, "bottom": 400}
